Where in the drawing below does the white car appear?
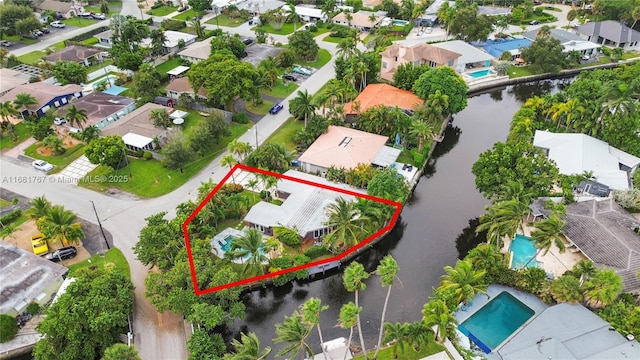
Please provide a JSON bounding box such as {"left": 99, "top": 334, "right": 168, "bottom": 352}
{"left": 54, "top": 117, "right": 67, "bottom": 125}
{"left": 92, "top": 13, "right": 106, "bottom": 20}
{"left": 51, "top": 21, "right": 65, "bottom": 28}
{"left": 33, "top": 160, "right": 54, "bottom": 172}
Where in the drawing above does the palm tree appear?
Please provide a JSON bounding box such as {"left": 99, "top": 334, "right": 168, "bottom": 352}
{"left": 337, "top": 302, "right": 360, "bottom": 360}
{"left": 0, "top": 223, "right": 21, "bottom": 244}
{"left": 300, "top": 298, "right": 329, "bottom": 360}
{"left": 227, "top": 139, "right": 253, "bottom": 162}
{"left": 149, "top": 29, "right": 168, "bottom": 56}
{"left": 65, "top": 104, "right": 89, "bottom": 130}
{"left": 477, "top": 198, "right": 530, "bottom": 247}
{"left": 191, "top": 18, "right": 206, "bottom": 39}
{"left": 336, "top": 37, "right": 357, "bottom": 59}
{"left": 421, "top": 299, "right": 456, "bottom": 343}
{"left": 438, "top": 259, "right": 487, "bottom": 306}
{"left": 227, "top": 228, "right": 267, "bottom": 276}
{"left": 289, "top": 90, "right": 316, "bottom": 128}
{"left": 523, "top": 215, "right": 566, "bottom": 268}
{"left": 382, "top": 322, "right": 410, "bottom": 359}
{"left": 81, "top": 125, "right": 101, "bottom": 143}
{"left": 583, "top": 268, "right": 623, "bottom": 309}
{"left": 495, "top": 180, "right": 533, "bottom": 204}
{"left": 0, "top": 101, "right": 19, "bottom": 126}
{"left": 26, "top": 196, "right": 52, "bottom": 221}
{"left": 323, "top": 198, "right": 368, "bottom": 252}
{"left": 572, "top": 259, "right": 596, "bottom": 286}
{"left": 246, "top": 178, "right": 260, "bottom": 202}
{"left": 550, "top": 275, "right": 583, "bottom": 304}
{"left": 258, "top": 56, "right": 279, "bottom": 87}
{"left": 224, "top": 332, "right": 271, "bottom": 360}
{"left": 273, "top": 310, "right": 313, "bottom": 360}
{"left": 37, "top": 205, "right": 85, "bottom": 247}
{"left": 343, "top": 261, "right": 370, "bottom": 359}
{"left": 13, "top": 92, "right": 37, "bottom": 119}
{"left": 409, "top": 119, "right": 434, "bottom": 153}
{"left": 287, "top": 4, "right": 301, "bottom": 32}
{"left": 221, "top": 154, "right": 238, "bottom": 183}
{"left": 466, "top": 243, "right": 503, "bottom": 273}
{"left": 373, "top": 255, "right": 399, "bottom": 359}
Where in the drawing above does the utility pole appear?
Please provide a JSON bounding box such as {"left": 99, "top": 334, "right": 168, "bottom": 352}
{"left": 90, "top": 200, "right": 110, "bottom": 250}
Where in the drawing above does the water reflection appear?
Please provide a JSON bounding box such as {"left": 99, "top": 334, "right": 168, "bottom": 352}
{"left": 455, "top": 217, "right": 488, "bottom": 260}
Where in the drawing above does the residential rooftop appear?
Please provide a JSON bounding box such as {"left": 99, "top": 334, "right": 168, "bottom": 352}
{"left": 344, "top": 84, "right": 423, "bottom": 114}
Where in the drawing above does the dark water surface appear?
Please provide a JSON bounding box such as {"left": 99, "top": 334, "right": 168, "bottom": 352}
{"left": 224, "top": 79, "right": 574, "bottom": 357}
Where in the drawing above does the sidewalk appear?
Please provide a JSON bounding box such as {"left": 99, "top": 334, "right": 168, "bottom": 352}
{"left": 3, "top": 137, "right": 36, "bottom": 159}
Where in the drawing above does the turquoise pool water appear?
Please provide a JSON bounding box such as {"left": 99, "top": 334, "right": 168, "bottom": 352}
{"left": 459, "top": 291, "right": 535, "bottom": 352}
{"left": 217, "top": 235, "right": 264, "bottom": 261}
{"left": 393, "top": 20, "right": 409, "bottom": 26}
{"left": 468, "top": 69, "right": 493, "bottom": 78}
{"left": 509, "top": 234, "right": 538, "bottom": 269}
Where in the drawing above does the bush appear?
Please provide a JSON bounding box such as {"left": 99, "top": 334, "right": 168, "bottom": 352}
{"left": 0, "top": 209, "right": 22, "bottom": 226}
{"left": 303, "top": 245, "right": 331, "bottom": 259}
{"left": 330, "top": 25, "right": 356, "bottom": 38}
{"left": 220, "top": 183, "right": 244, "bottom": 195}
{"left": 308, "top": 25, "right": 318, "bottom": 32}
{"left": 411, "top": 148, "right": 426, "bottom": 166}
{"left": 26, "top": 303, "right": 40, "bottom": 315}
{"left": 143, "top": 151, "right": 153, "bottom": 160}
{"left": 0, "top": 314, "right": 17, "bottom": 343}
{"left": 232, "top": 112, "right": 250, "bottom": 124}
{"left": 325, "top": 22, "right": 334, "bottom": 29}
{"left": 275, "top": 227, "right": 301, "bottom": 247}
{"left": 260, "top": 190, "right": 272, "bottom": 201}
{"left": 161, "top": 19, "right": 186, "bottom": 31}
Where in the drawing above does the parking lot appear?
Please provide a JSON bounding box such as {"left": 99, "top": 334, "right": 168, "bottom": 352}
{"left": 242, "top": 43, "right": 286, "bottom": 67}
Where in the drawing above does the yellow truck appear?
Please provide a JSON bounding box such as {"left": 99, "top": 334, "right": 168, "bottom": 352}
{"left": 31, "top": 234, "right": 49, "bottom": 256}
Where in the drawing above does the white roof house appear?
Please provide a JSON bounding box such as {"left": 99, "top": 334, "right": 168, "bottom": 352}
{"left": 141, "top": 31, "right": 197, "bottom": 53}
{"left": 282, "top": 5, "right": 328, "bottom": 22}
{"left": 533, "top": 130, "right": 640, "bottom": 190}
{"left": 177, "top": 40, "right": 211, "bottom": 63}
{"left": 432, "top": 40, "right": 494, "bottom": 72}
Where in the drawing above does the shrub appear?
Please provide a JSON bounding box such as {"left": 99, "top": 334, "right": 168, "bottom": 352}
{"left": 303, "top": 245, "right": 331, "bottom": 259}
{"left": 26, "top": 303, "right": 40, "bottom": 315}
{"left": 260, "top": 190, "right": 272, "bottom": 201}
{"left": 308, "top": 25, "right": 318, "bottom": 32}
{"left": 0, "top": 314, "right": 17, "bottom": 343}
{"left": 161, "top": 19, "right": 186, "bottom": 31}
{"left": 232, "top": 112, "right": 250, "bottom": 124}
{"left": 143, "top": 151, "right": 153, "bottom": 160}
{"left": 0, "top": 209, "right": 22, "bottom": 226}
{"left": 220, "top": 183, "right": 244, "bottom": 195}
{"left": 275, "top": 227, "right": 301, "bottom": 247}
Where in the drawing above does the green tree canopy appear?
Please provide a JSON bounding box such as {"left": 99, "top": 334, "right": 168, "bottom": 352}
{"left": 52, "top": 61, "right": 88, "bottom": 85}
{"left": 412, "top": 67, "right": 468, "bottom": 114}
{"left": 84, "top": 135, "right": 127, "bottom": 169}
{"left": 287, "top": 30, "right": 319, "bottom": 61}
{"left": 520, "top": 36, "right": 567, "bottom": 74}
{"left": 448, "top": 3, "right": 494, "bottom": 42}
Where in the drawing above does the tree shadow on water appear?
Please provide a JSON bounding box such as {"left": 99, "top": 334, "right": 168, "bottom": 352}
{"left": 454, "top": 217, "right": 488, "bottom": 260}
{"left": 423, "top": 124, "right": 461, "bottom": 179}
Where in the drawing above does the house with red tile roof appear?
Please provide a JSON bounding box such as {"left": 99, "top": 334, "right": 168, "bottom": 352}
{"left": 343, "top": 84, "right": 423, "bottom": 118}
{"left": 380, "top": 43, "right": 461, "bottom": 82}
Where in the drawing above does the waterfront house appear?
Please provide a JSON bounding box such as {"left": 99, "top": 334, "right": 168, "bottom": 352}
{"left": 343, "top": 84, "right": 423, "bottom": 118}
{"left": 476, "top": 38, "right": 532, "bottom": 60}
{"left": 380, "top": 43, "right": 461, "bottom": 82}
{"left": 574, "top": 20, "right": 640, "bottom": 50}
{"left": 100, "top": 103, "right": 170, "bottom": 151}
{"left": 56, "top": 92, "right": 135, "bottom": 131}
{"left": 431, "top": 40, "right": 494, "bottom": 73}
{"left": 523, "top": 28, "right": 601, "bottom": 57}
{"left": 0, "top": 82, "right": 83, "bottom": 118}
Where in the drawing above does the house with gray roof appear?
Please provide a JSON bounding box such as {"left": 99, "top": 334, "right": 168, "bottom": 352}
{"left": 100, "top": 103, "right": 170, "bottom": 151}
{"left": 533, "top": 197, "right": 640, "bottom": 294}
{"left": 524, "top": 28, "right": 601, "bottom": 56}
{"left": 574, "top": 20, "right": 640, "bottom": 50}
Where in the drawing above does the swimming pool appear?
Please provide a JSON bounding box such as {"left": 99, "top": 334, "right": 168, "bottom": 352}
{"left": 509, "top": 234, "right": 539, "bottom": 269}
{"left": 458, "top": 291, "right": 535, "bottom": 352}
{"left": 468, "top": 69, "right": 495, "bottom": 78}
{"left": 393, "top": 20, "right": 409, "bottom": 26}
{"left": 89, "top": 75, "right": 117, "bottom": 89}
{"left": 216, "top": 234, "right": 265, "bottom": 262}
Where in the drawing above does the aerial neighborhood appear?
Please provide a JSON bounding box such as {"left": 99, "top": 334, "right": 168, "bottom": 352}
{"left": 1, "top": 0, "right": 640, "bottom": 359}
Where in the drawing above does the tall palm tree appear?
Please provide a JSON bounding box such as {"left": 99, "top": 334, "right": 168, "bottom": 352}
{"left": 523, "top": 215, "right": 566, "bottom": 268}
{"left": 191, "top": 18, "right": 206, "bottom": 39}
{"left": 421, "top": 299, "right": 456, "bottom": 343}
{"left": 438, "top": 259, "right": 487, "bottom": 306}
{"left": 300, "top": 298, "right": 329, "bottom": 360}
{"left": 287, "top": 3, "right": 301, "bottom": 32}
{"left": 0, "top": 101, "right": 19, "bottom": 126}
{"left": 477, "top": 198, "right": 530, "bottom": 247}
{"left": 13, "top": 92, "right": 37, "bottom": 119}
{"left": 343, "top": 261, "right": 370, "bottom": 359}
{"left": 550, "top": 275, "right": 583, "bottom": 304}
{"left": 37, "top": 205, "right": 85, "bottom": 247}
{"left": 495, "top": 180, "right": 533, "bottom": 204}
{"left": 224, "top": 332, "right": 271, "bottom": 360}
{"left": 149, "top": 29, "right": 168, "bottom": 56}
{"left": 289, "top": 90, "right": 316, "bottom": 128}
{"left": 65, "top": 104, "right": 89, "bottom": 130}
{"left": 337, "top": 302, "right": 360, "bottom": 360}
{"left": 26, "top": 196, "right": 52, "bottom": 221}
{"left": 221, "top": 155, "right": 238, "bottom": 183}
{"left": 323, "top": 198, "right": 367, "bottom": 252}
{"left": 583, "top": 268, "right": 623, "bottom": 309}
{"left": 336, "top": 37, "right": 357, "bottom": 59}
{"left": 373, "top": 256, "right": 399, "bottom": 359}
{"left": 382, "top": 322, "right": 410, "bottom": 359}
{"left": 227, "top": 228, "right": 267, "bottom": 276}
{"left": 273, "top": 311, "right": 313, "bottom": 360}
{"left": 572, "top": 259, "right": 596, "bottom": 286}
{"left": 466, "top": 243, "right": 502, "bottom": 273}
{"left": 409, "top": 119, "right": 434, "bottom": 153}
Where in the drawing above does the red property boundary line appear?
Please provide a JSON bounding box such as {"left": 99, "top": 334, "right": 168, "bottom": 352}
{"left": 183, "top": 163, "right": 403, "bottom": 296}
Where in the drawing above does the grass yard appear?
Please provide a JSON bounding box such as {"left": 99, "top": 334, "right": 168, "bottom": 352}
{"left": 264, "top": 117, "right": 304, "bottom": 151}
{"left": 63, "top": 17, "right": 100, "bottom": 27}
{"left": 252, "top": 23, "right": 295, "bottom": 35}
{"left": 507, "top": 65, "right": 537, "bottom": 78}
{"left": 322, "top": 36, "right": 344, "bottom": 43}
{"left": 172, "top": 9, "right": 198, "bottom": 21}
{"left": 0, "top": 122, "right": 31, "bottom": 150}
{"left": 147, "top": 5, "right": 178, "bottom": 16}
{"left": 84, "top": 6, "right": 119, "bottom": 15}
{"left": 296, "top": 49, "right": 331, "bottom": 69}
{"left": 80, "top": 37, "right": 99, "bottom": 46}
{"left": 68, "top": 248, "right": 131, "bottom": 279}
{"left": 24, "top": 143, "right": 86, "bottom": 174}
{"left": 263, "top": 79, "right": 299, "bottom": 98}
{"left": 80, "top": 122, "right": 251, "bottom": 197}
{"left": 207, "top": 14, "right": 247, "bottom": 27}
{"left": 17, "top": 41, "right": 67, "bottom": 65}
{"left": 0, "top": 199, "right": 11, "bottom": 207}
{"left": 246, "top": 100, "right": 274, "bottom": 115}
{"left": 352, "top": 341, "right": 445, "bottom": 360}
{"left": 156, "top": 57, "right": 183, "bottom": 75}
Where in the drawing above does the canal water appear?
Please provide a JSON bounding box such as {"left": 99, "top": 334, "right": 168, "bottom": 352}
{"left": 223, "top": 78, "right": 575, "bottom": 357}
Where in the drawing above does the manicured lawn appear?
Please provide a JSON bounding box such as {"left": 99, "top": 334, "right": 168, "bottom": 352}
{"left": 84, "top": 6, "right": 119, "bottom": 15}
{"left": 322, "top": 36, "right": 344, "bottom": 43}
{"left": 18, "top": 51, "right": 47, "bottom": 65}
{"left": 252, "top": 23, "right": 295, "bottom": 35}
{"left": 85, "top": 59, "right": 114, "bottom": 74}
{"left": 296, "top": 49, "right": 331, "bottom": 69}
{"left": 24, "top": 143, "right": 86, "bottom": 174}
{"left": 80, "top": 37, "right": 99, "bottom": 46}
{"left": 63, "top": 17, "right": 100, "bottom": 27}
{"left": 0, "top": 122, "right": 31, "bottom": 150}
{"left": 172, "top": 9, "right": 198, "bottom": 21}
{"left": 207, "top": 13, "right": 247, "bottom": 27}
{"left": 246, "top": 100, "right": 274, "bottom": 115}
{"left": 156, "top": 57, "right": 183, "bottom": 75}
{"left": 80, "top": 122, "right": 251, "bottom": 197}
{"left": 147, "top": 5, "right": 178, "bottom": 16}
{"left": 263, "top": 79, "right": 299, "bottom": 98}
{"left": 0, "top": 199, "right": 11, "bottom": 207}
{"left": 507, "top": 65, "right": 537, "bottom": 78}
{"left": 264, "top": 117, "right": 304, "bottom": 151}
{"left": 68, "top": 248, "right": 131, "bottom": 279}
{"left": 352, "top": 341, "right": 445, "bottom": 360}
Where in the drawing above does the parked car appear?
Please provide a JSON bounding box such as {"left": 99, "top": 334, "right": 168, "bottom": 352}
{"left": 0, "top": 40, "right": 13, "bottom": 47}
{"left": 40, "top": 27, "right": 50, "bottom": 34}
{"left": 51, "top": 21, "right": 66, "bottom": 28}
{"left": 269, "top": 103, "right": 284, "bottom": 115}
{"left": 54, "top": 117, "right": 67, "bottom": 125}
{"left": 31, "top": 234, "right": 49, "bottom": 256}
{"left": 45, "top": 246, "right": 77, "bottom": 262}
{"left": 529, "top": 20, "right": 541, "bottom": 25}
{"left": 177, "top": 5, "right": 189, "bottom": 12}
{"left": 92, "top": 13, "right": 106, "bottom": 20}
{"left": 242, "top": 38, "right": 254, "bottom": 45}
{"left": 283, "top": 74, "right": 297, "bottom": 82}
{"left": 79, "top": 12, "right": 93, "bottom": 18}
{"left": 33, "top": 29, "right": 43, "bottom": 36}
{"left": 32, "top": 160, "right": 54, "bottom": 172}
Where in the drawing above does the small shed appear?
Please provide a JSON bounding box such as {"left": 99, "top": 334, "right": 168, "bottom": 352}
{"left": 167, "top": 66, "right": 190, "bottom": 79}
